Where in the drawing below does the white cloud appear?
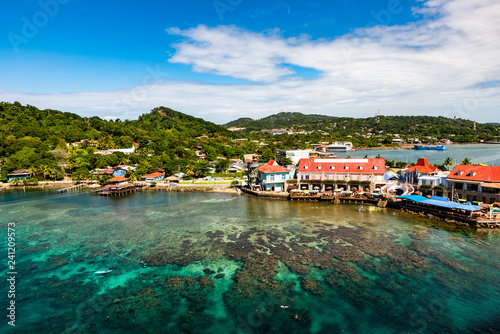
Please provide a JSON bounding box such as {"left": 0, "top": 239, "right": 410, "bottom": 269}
{"left": 2, "top": 0, "right": 500, "bottom": 123}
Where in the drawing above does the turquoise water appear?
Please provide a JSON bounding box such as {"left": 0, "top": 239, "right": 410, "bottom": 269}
{"left": 337, "top": 143, "right": 500, "bottom": 166}
{"left": 1, "top": 190, "right": 499, "bottom": 333}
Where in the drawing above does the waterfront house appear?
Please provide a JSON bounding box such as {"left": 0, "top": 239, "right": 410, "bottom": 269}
{"left": 446, "top": 165, "right": 500, "bottom": 204}
{"left": 256, "top": 160, "right": 292, "bottom": 192}
{"left": 296, "top": 158, "right": 386, "bottom": 192}
{"left": 141, "top": 171, "right": 165, "bottom": 183}
{"left": 7, "top": 169, "right": 31, "bottom": 182}
{"left": 113, "top": 165, "right": 136, "bottom": 177}
{"left": 401, "top": 158, "right": 441, "bottom": 184}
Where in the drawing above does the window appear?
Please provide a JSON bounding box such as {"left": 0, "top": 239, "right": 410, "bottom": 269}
{"left": 359, "top": 165, "right": 363, "bottom": 170}
{"left": 344, "top": 164, "right": 349, "bottom": 170}
{"left": 317, "top": 165, "right": 321, "bottom": 169}
{"left": 269, "top": 175, "right": 275, "bottom": 181}
{"left": 281, "top": 174, "right": 286, "bottom": 180}
{"left": 304, "top": 164, "right": 308, "bottom": 169}
{"left": 373, "top": 165, "right": 378, "bottom": 170}
{"left": 330, "top": 165, "right": 335, "bottom": 170}
{"left": 305, "top": 175, "right": 310, "bottom": 180}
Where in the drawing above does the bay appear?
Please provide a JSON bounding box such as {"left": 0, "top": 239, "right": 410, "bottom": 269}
{"left": 336, "top": 144, "right": 500, "bottom": 166}
{"left": 0, "top": 190, "right": 499, "bottom": 333}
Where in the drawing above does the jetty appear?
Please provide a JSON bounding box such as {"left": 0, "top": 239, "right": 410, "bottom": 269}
{"left": 242, "top": 186, "right": 499, "bottom": 228}
{"left": 58, "top": 183, "right": 86, "bottom": 193}
{"left": 98, "top": 182, "right": 136, "bottom": 196}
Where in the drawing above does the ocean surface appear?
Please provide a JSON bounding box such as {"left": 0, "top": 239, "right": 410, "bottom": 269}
{"left": 337, "top": 144, "right": 500, "bottom": 166}
{"left": 1, "top": 190, "right": 500, "bottom": 334}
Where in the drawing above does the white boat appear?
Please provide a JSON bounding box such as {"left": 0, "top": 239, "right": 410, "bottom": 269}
{"left": 325, "top": 142, "right": 353, "bottom": 151}
{"left": 94, "top": 270, "right": 112, "bottom": 274}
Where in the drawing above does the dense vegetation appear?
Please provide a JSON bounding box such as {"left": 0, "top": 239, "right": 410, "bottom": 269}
{"left": 0, "top": 102, "right": 249, "bottom": 182}
{"left": 1, "top": 102, "right": 498, "bottom": 183}
{"left": 225, "top": 112, "right": 499, "bottom": 145}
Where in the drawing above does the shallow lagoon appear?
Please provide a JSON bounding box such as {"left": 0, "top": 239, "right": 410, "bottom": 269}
{"left": 1, "top": 190, "right": 499, "bottom": 333}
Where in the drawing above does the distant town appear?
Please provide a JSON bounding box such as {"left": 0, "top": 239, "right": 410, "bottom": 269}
{"left": 1, "top": 102, "right": 499, "bottom": 227}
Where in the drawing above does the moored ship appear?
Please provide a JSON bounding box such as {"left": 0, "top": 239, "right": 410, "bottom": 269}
{"left": 413, "top": 144, "right": 446, "bottom": 150}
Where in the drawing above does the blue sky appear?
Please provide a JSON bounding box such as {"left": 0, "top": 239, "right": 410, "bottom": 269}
{"left": 1, "top": 0, "right": 499, "bottom": 123}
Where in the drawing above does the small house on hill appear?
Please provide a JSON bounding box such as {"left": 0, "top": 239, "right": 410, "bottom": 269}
{"left": 113, "top": 165, "right": 136, "bottom": 177}
{"left": 141, "top": 171, "right": 165, "bottom": 183}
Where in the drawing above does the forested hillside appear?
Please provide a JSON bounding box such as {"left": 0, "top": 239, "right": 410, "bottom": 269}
{"left": 0, "top": 103, "right": 242, "bottom": 182}
{"left": 225, "top": 112, "right": 499, "bottom": 142}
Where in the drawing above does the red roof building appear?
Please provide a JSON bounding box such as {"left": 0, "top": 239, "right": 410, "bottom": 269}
{"left": 447, "top": 165, "right": 500, "bottom": 189}
{"left": 402, "top": 158, "right": 440, "bottom": 184}
{"left": 404, "top": 158, "right": 440, "bottom": 174}
{"left": 141, "top": 171, "right": 165, "bottom": 182}
{"left": 108, "top": 176, "right": 129, "bottom": 183}
{"left": 296, "top": 158, "right": 386, "bottom": 190}
{"left": 297, "top": 158, "right": 385, "bottom": 176}
{"left": 257, "top": 160, "right": 291, "bottom": 173}
{"left": 446, "top": 165, "right": 500, "bottom": 203}
{"left": 256, "top": 160, "right": 292, "bottom": 192}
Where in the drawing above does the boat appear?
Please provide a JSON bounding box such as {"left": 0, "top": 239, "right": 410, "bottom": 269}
{"left": 413, "top": 144, "right": 446, "bottom": 150}
{"left": 324, "top": 142, "right": 353, "bottom": 151}
{"left": 94, "top": 270, "right": 113, "bottom": 274}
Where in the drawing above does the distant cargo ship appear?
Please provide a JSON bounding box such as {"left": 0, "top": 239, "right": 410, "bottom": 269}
{"left": 413, "top": 144, "right": 446, "bottom": 150}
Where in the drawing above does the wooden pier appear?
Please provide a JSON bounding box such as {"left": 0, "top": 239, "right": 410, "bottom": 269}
{"left": 99, "top": 185, "right": 136, "bottom": 196}
{"left": 58, "top": 183, "right": 86, "bottom": 193}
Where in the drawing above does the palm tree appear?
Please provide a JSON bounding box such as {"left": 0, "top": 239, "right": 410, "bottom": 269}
{"left": 66, "top": 161, "right": 74, "bottom": 174}
{"left": 129, "top": 173, "right": 138, "bottom": 182}
{"left": 30, "top": 166, "right": 42, "bottom": 179}
{"left": 185, "top": 164, "right": 194, "bottom": 177}
{"left": 443, "top": 157, "right": 453, "bottom": 171}
{"left": 42, "top": 165, "right": 52, "bottom": 180}
{"left": 461, "top": 158, "right": 472, "bottom": 165}
{"left": 10, "top": 178, "right": 20, "bottom": 186}
{"left": 216, "top": 159, "right": 231, "bottom": 173}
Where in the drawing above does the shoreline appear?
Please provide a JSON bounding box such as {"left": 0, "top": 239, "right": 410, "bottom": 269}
{"left": 0, "top": 181, "right": 239, "bottom": 194}
{"left": 354, "top": 142, "right": 498, "bottom": 151}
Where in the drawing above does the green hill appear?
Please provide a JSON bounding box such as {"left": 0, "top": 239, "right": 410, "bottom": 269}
{"left": 225, "top": 112, "right": 337, "bottom": 130}
{"left": 0, "top": 102, "right": 237, "bottom": 182}
{"left": 224, "top": 112, "right": 499, "bottom": 140}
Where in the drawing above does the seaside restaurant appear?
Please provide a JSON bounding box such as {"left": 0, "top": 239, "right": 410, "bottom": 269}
{"left": 446, "top": 165, "right": 500, "bottom": 204}
{"left": 296, "top": 158, "right": 386, "bottom": 193}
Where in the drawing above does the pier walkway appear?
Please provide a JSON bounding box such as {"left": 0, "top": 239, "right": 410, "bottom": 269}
{"left": 57, "top": 183, "right": 86, "bottom": 193}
